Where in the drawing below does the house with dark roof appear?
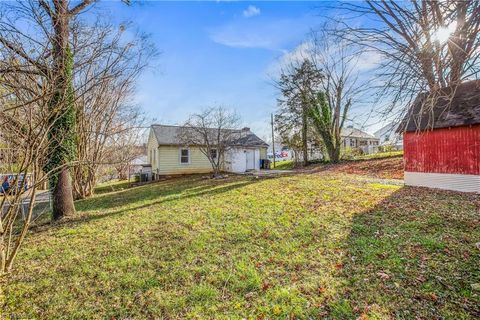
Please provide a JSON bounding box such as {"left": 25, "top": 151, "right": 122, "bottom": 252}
{"left": 147, "top": 124, "right": 268, "bottom": 177}
{"left": 398, "top": 79, "right": 480, "bottom": 193}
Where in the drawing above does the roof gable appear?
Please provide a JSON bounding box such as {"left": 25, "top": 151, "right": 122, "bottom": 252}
{"left": 399, "top": 80, "right": 480, "bottom": 132}
{"left": 148, "top": 128, "right": 158, "bottom": 145}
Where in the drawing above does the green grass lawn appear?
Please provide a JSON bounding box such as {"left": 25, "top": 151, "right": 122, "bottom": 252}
{"left": 352, "top": 150, "right": 404, "bottom": 161}
{"left": 1, "top": 173, "right": 479, "bottom": 319}
{"left": 94, "top": 179, "right": 132, "bottom": 195}
{"left": 271, "top": 160, "right": 295, "bottom": 170}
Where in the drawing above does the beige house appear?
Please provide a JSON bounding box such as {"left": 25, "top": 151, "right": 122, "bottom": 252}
{"left": 341, "top": 126, "right": 380, "bottom": 154}
{"left": 147, "top": 125, "right": 268, "bottom": 178}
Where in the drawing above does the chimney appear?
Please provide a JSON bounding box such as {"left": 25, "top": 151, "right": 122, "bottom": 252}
{"left": 242, "top": 127, "right": 250, "bottom": 132}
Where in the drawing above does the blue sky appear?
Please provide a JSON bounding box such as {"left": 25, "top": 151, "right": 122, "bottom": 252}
{"left": 94, "top": 1, "right": 379, "bottom": 140}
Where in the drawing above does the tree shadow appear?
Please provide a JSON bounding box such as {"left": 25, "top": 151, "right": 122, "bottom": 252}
{"left": 29, "top": 175, "right": 271, "bottom": 234}
{"left": 330, "top": 186, "right": 480, "bottom": 318}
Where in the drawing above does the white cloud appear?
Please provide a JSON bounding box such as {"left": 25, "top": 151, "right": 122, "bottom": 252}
{"left": 210, "top": 18, "right": 311, "bottom": 51}
{"left": 243, "top": 5, "right": 261, "bottom": 18}
{"left": 211, "top": 26, "right": 275, "bottom": 49}
{"left": 266, "top": 41, "right": 313, "bottom": 76}
{"left": 279, "top": 41, "right": 313, "bottom": 65}
{"left": 267, "top": 40, "right": 383, "bottom": 78}
{"left": 355, "top": 50, "right": 382, "bottom": 72}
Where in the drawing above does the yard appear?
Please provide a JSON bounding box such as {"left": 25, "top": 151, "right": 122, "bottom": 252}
{"left": 1, "top": 170, "right": 479, "bottom": 319}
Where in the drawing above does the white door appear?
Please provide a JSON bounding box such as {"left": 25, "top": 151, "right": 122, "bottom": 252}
{"left": 228, "top": 148, "right": 247, "bottom": 173}
{"left": 246, "top": 149, "right": 255, "bottom": 170}
{"left": 254, "top": 149, "right": 260, "bottom": 170}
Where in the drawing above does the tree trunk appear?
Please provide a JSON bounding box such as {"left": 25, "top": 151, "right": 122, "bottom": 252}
{"left": 46, "top": 1, "right": 77, "bottom": 219}
{"left": 330, "top": 146, "right": 341, "bottom": 163}
{"left": 52, "top": 166, "right": 76, "bottom": 220}
{"left": 302, "top": 109, "right": 308, "bottom": 166}
{"left": 321, "top": 133, "right": 341, "bottom": 163}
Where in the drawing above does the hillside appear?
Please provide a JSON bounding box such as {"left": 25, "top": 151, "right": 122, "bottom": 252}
{"left": 1, "top": 172, "right": 479, "bottom": 319}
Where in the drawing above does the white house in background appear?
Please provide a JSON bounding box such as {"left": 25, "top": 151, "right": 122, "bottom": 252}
{"left": 147, "top": 124, "right": 268, "bottom": 178}
{"left": 341, "top": 126, "right": 380, "bottom": 154}
{"left": 374, "top": 122, "right": 404, "bottom": 149}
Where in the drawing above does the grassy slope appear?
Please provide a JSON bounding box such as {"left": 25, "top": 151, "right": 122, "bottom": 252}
{"left": 319, "top": 157, "right": 405, "bottom": 180}
{"left": 272, "top": 151, "right": 404, "bottom": 175}
{"left": 1, "top": 173, "right": 479, "bottom": 319}
{"left": 94, "top": 179, "right": 131, "bottom": 195}
{"left": 352, "top": 150, "right": 403, "bottom": 161}
{"left": 271, "top": 160, "right": 295, "bottom": 170}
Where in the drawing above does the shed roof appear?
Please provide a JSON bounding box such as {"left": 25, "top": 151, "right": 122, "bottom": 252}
{"left": 151, "top": 124, "right": 268, "bottom": 147}
{"left": 399, "top": 80, "right": 480, "bottom": 132}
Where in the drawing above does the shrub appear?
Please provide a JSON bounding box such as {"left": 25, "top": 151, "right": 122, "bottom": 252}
{"left": 341, "top": 147, "right": 364, "bottom": 160}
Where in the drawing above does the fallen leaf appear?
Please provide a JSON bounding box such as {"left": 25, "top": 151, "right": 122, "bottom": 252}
{"left": 262, "top": 281, "right": 272, "bottom": 291}
{"left": 376, "top": 272, "right": 390, "bottom": 280}
{"left": 357, "top": 313, "right": 369, "bottom": 320}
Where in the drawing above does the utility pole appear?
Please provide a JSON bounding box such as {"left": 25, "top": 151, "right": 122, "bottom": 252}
{"left": 271, "top": 113, "right": 276, "bottom": 169}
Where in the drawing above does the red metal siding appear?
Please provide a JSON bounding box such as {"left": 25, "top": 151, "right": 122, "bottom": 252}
{"left": 404, "top": 124, "right": 480, "bottom": 175}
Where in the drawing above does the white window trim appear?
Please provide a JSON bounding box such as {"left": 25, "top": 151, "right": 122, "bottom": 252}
{"left": 179, "top": 147, "right": 190, "bottom": 165}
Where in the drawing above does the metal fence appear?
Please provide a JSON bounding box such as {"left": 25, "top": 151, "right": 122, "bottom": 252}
{"left": 1, "top": 191, "right": 52, "bottom": 221}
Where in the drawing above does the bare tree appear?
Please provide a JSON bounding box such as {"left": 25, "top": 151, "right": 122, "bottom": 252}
{"left": 179, "top": 107, "right": 241, "bottom": 177}
{"left": 71, "top": 20, "right": 154, "bottom": 199}
{"left": 74, "top": 105, "right": 146, "bottom": 198}
{"left": 0, "top": 0, "right": 153, "bottom": 273}
{"left": 331, "top": 0, "right": 480, "bottom": 119}
{"left": 0, "top": 61, "right": 58, "bottom": 275}
{"left": 0, "top": 1, "right": 155, "bottom": 215}
{"left": 102, "top": 125, "right": 146, "bottom": 182}
{"left": 0, "top": 0, "right": 100, "bottom": 219}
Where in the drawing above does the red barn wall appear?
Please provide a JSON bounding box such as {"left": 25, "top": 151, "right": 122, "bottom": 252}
{"left": 404, "top": 124, "right": 480, "bottom": 175}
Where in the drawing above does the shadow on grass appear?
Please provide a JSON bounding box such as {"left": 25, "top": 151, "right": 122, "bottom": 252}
{"left": 29, "top": 175, "right": 270, "bottom": 234}
{"left": 328, "top": 186, "right": 480, "bottom": 319}
{"left": 93, "top": 180, "right": 132, "bottom": 195}
{"left": 6, "top": 174, "right": 480, "bottom": 319}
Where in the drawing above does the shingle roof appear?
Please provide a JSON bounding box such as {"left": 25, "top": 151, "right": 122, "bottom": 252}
{"left": 341, "top": 127, "right": 378, "bottom": 140}
{"left": 151, "top": 124, "right": 268, "bottom": 147}
{"left": 399, "top": 80, "right": 480, "bottom": 132}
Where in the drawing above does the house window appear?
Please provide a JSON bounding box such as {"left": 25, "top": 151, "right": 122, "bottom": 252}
{"left": 210, "top": 148, "right": 217, "bottom": 159}
{"left": 180, "top": 148, "right": 190, "bottom": 164}
{"left": 350, "top": 139, "right": 356, "bottom": 147}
